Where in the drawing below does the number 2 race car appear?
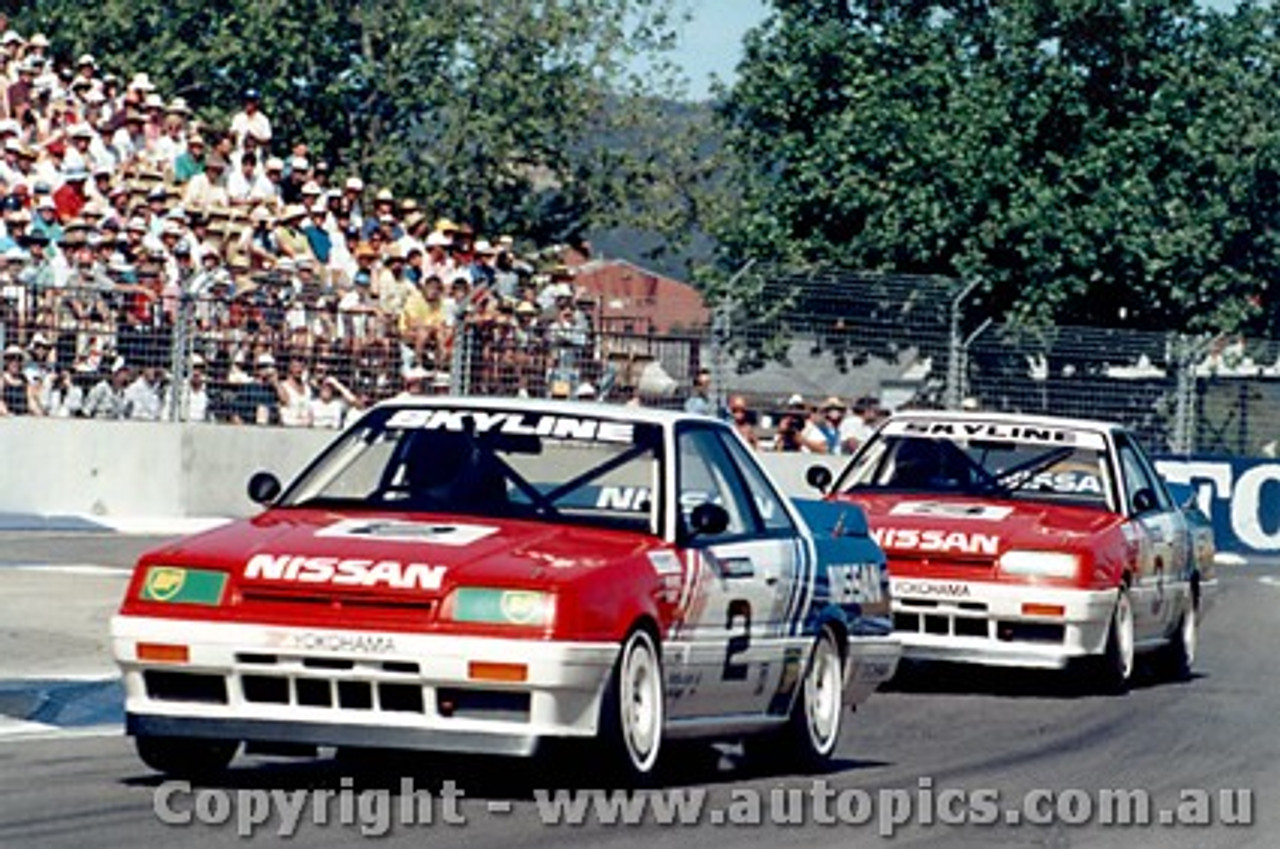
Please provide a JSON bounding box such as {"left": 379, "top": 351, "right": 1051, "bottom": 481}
{"left": 815, "top": 411, "right": 1215, "bottom": 691}
{"left": 111, "top": 399, "right": 900, "bottom": 782}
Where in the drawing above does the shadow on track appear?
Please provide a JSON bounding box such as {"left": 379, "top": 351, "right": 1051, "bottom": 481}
{"left": 883, "top": 658, "right": 1207, "bottom": 698}
{"left": 120, "top": 742, "right": 892, "bottom": 799}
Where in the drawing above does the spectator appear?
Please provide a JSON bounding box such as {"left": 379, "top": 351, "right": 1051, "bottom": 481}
{"left": 774, "top": 395, "right": 811, "bottom": 453}
{"left": 173, "top": 133, "right": 205, "bottom": 184}
{"left": 399, "top": 273, "right": 450, "bottom": 370}
{"left": 840, "top": 395, "right": 882, "bottom": 452}
{"left": 164, "top": 352, "right": 210, "bottom": 422}
{"left": 309, "top": 371, "right": 359, "bottom": 428}
{"left": 1, "top": 342, "right": 42, "bottom": 415}
{"left": 728, "top": 395, "right": 759, "bottom": 448}
{"left": 123, "top": 362, "right": 164, "bottom": 420}
{"left": 684, "top": 367, "right": 712, "bottom": 416}
{"left": 276, "top": 355, "right": 312, "bottom": 427}
{"left": 81, "top": 358, "right": 131, "bottom": 419}
{"left": 232, "top": 352, "right": 280, "bottom": 425}
{"left": 809, "top": 396, "right": 846, "bottom": 454}
{"left": 230, "top": 88, "right": 271, "bottom": 150}
{"left": 41, "top": 364, "right": 83, "bottom": 417}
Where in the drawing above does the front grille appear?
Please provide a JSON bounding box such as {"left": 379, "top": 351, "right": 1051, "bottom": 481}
{"left": 895, "top": 607, "right": 1064, "bottom": 645}
{"left": 145, "top": 671, "right": 228, "bottom": 704}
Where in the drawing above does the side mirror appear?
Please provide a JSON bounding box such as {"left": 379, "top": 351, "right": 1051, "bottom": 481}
{"left": 1132, "top": 487, "right": 1157, "bottom": 515}
{"left": 688, "top": 502, "right": 730, "bottom": 538}
{"left": 806, "top": 465, "right": 834, "bottom": 494}
{"left": 247, "top": 471, "right": 282, "bottom": 505}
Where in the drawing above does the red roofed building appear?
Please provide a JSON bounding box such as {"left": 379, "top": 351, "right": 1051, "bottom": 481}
{"left": 563, "top": 252, "right": 710, "bottom": 335}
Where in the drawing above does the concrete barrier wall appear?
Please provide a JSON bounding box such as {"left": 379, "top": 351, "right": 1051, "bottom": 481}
{"left": 0, "top": 419, "right": 845, "bottom": 520}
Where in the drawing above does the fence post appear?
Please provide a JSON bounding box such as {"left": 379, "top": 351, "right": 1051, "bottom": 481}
{"left": 1171, "top": 334, "right": 1193, "bottom": 455}
{"left": 946, "top": 279, "right": 981, "bottom": 410}
{"left": 167, "top": 277, "right": 192, "bottom": 423}
{"left": 709, "top": 259, "right": 755, "bottom": 416}
{"left": 449, "top": 312, "right": 470, "bottom": 396}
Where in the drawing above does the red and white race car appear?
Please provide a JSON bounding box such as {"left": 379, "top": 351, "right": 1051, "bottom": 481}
{"left": 112, "top": 399, "right": 899, "bottom": 781}
{"left": 817, "top": 411, "right": 1215, "bottom": 691}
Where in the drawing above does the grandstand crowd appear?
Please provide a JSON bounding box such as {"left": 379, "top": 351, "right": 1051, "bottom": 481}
{"left": 0, "top": 27, "right": 896, "bottom": 455}
{"left": 0, "top": 26, "right": 617, "bottom": 424}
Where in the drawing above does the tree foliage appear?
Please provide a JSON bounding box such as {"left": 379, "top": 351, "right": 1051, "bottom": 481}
{"left": 714, "top": 0, "right": 1280, "bottom": 335}
{"left": 4, "top": 0, "right": 705, "bottom": 247}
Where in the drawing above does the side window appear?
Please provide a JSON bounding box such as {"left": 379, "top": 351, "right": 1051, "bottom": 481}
{"left": 719, "top": 431, "right": 797, "bottom": 534}
{"left": 1115, "top": 435, "right": 1166, "bottom": 514}
{"left": 676, "top": 427, "right": 754, "bottom": 539}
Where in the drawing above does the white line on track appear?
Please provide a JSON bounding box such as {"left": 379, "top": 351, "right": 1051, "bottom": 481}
{"left": 6, "top": 564, "right": 132, "bottom": 576}
{"left": 0, "top": 723, "right": 121, "bottom": 742}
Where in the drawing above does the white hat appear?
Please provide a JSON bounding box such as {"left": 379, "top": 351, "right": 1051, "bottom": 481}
{"left": 265, "top": 157, "right": 284, "bottom": 172}
{"left": 29, "top": 33, "right": 49, "bottom": 48}
{"left": 309, "top": 198, "right": 327, "bottom": 214}
{"left": 575, "top": 382, "right": 597, "bottom": 398}
{"left": 77, "top": 53, "right": 96, "bottom": 67}
{"left": 1, "top": 32, "right": 23, "bottom": 46}
{"left": 403, "top": 365, "right": 430, "bottom": 382}
{"left": 111, "top": 356, "right": 129, "bottom": 373}
{"left": 190, "top": 353, "right": 206, "bottom": 367}
{"left": 144, "top": 93, "right": 165, "bottom": 110}
{"left": 301, "top": 180, "right": 321, "bottom": 196}
{"left": 256, "top": 352, "right": 276, "bottom": 367}
{"left": 345, "top": 177, "right": 364, "bottom": 191}
{"left": 425, "top": 231, "right": 450, "bottom": 248}
{"left": 375, "top": 188, "right": 394, "bottom": 202}
{"left": 474, "top": 239, "right": 494, "bottom": 254}
{"left": 129, "top": 73, "right": 156, "bottom": 92}
{"left": 786, "top": 392, "right": 805, "bottom": 406}
{"left": 290, "top": 156, "right": 309, "bottom": 171}
{"left": 27, "top": 332, "right": 51, "bottom": 348}
{"left": 0, "top": 119, "right": 19, "bottom": 135}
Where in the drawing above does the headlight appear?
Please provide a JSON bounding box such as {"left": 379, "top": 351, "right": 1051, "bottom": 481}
{"left": 137, "top": 566, "right": 228, "bottom": 606}
{"left": 998, "top": 550, "right": 1080, "bottom": 579}
{"left": 445, "top": 588, "right": 555, "bottom": 628}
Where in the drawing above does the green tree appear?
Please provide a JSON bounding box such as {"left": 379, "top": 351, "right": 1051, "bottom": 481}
{"left": 1, "top": 0, "right": 700, "bottom": 247}
{"left": 714, "top": 0, "right": 1280, "bottom": 335}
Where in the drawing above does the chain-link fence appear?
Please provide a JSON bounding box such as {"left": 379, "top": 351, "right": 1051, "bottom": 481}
{"left": 4, "top": 261, "right": 1279, "bottom": 458}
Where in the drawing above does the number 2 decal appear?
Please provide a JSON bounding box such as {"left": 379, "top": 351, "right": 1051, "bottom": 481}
{"left": 723, "top": 599, "right": 751, "bottom": 681}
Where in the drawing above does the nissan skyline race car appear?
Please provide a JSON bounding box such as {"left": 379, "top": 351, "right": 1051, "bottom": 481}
{"left": 111, "top": 398, "right": 899, "bottom": 782}
{"left": 813, "top": 410, "right": 1216, "bottom": 692}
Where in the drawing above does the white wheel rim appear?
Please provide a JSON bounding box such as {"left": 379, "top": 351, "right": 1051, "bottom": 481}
{"left": 620, "top": 634, "right": 661, "bottom": 771}
{"left": 805, "top": 635, "right": 842, "bottom": 754}
{"left": 1182, "top": 601, "right": 1197, "bottom": 667}
{"left": 1115, "top": 593, "right": 1135, "bottom": 680}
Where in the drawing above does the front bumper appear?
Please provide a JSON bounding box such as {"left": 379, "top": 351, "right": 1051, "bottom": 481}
{"left": 889, "top": 579, "right": 1117, "bottom": 669}
{"left": 112, "top": 615, "right": 619, "bottom": 757}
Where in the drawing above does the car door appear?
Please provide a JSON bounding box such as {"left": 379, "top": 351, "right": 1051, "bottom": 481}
{"left": 1114, "top": 432, "right": 1188, "bottom": 639}
{"left": 665, "top": 424, "right": 798, "bottom": 719}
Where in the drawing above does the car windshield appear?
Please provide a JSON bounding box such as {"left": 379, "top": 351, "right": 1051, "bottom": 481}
{"left": 840, "top": 424, "right": 1114, "bottom": 510}
{"left": 279, "top": 406, "right": 664, "bottom": 533}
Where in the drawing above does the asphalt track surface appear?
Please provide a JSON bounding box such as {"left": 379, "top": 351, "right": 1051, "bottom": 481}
{"left": 0, "top": 532, "right": 1274, "bottom": 848}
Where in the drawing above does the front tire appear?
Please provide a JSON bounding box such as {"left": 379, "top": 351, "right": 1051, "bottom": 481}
{"left": 136, "top": 735, "right": 238, "bottom": 778}
{"left": 1097, "top": 588, "right": 1136, "bottom": 694}
{"left": 597, "top": 628, "right": 664, "bottom": 784}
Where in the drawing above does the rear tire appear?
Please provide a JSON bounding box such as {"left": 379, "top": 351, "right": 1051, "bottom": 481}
{"left": 136, "top": 735, "right": 238, "bottom": 778}
{"left": 747, "top": 627, "right": 844, "bottom": 773}
{"left": 596, "top": 628, "right": 664, "bottom": 785}
{"left": 1158, "top": 594, "right": 1197, "bottom": 681}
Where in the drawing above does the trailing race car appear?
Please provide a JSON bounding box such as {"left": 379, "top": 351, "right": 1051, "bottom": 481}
{"left": 112, "top": 399, "right": 899, "bottom": 782}
{"left": 813, "top": 411, "right": 1215, "bottom": 691}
